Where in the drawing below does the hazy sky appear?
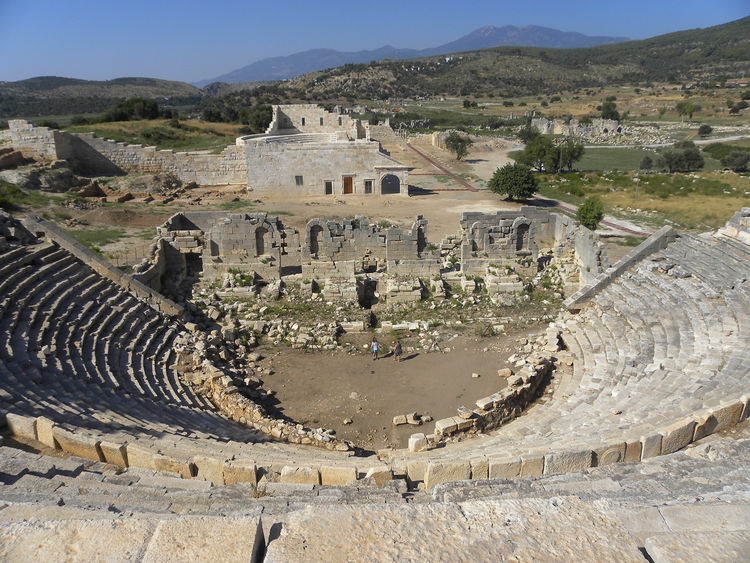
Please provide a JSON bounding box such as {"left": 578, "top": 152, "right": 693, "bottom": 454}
{"left": 1, "top": 0, "right": 748, "bottom": 83}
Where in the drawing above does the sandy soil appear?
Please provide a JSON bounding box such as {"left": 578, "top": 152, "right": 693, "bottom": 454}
{"left": 260, "top": 325, "right": 545, "bottom": 451}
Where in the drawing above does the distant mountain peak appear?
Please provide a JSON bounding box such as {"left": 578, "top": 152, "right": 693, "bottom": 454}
{"left": 193, "top": 24, "right": 630, "bottom": 86}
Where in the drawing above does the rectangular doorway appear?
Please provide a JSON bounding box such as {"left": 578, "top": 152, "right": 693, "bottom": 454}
{"left": 343, "top": 176, "right": 353, "bottom": 194}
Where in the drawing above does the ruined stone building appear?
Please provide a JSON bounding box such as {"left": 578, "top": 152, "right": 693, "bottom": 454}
{"left": 8, "top": 104, "right": 410, "bottom": 196}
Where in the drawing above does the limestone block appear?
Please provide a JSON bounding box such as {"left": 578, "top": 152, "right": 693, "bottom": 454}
{"left": 644, "top": 531, "right": 750, "bottom": 563}
{"left": 593, "top": 442, "right": 626, "bottom": 466}
{"left": 127, "top": 443, "right": 157, "bottom": 470}
{"left": 320, "top": 465, "right": 357, "bottom": 486}
{"left": 455, "top": 417, "right": 474, "bottom": 431}
{"left": 640, "top": 433, "right": 663, "bottom": 459}
{"left": 408, "top": 433, "right": 428, "bottom": 453}
{"left": 470, "top": 458, "right": 488, "bottom": 480}
{"left": 223, "top": 459, "right": 257, "bottom": 486}
{"left": 435, "top": 417, "right": 458, "bottom": 436}
{"left": 34, "top": 416, "right": 55, "bottom": 449}
{"left": 406, "top": 460, "right": 427, "bottom": 484}
{"left": 280, "top": 465, "right": 320, "bottom": 485}
{"left": 544, "top": 449, "right": 593, "bottom": 475}
{"left": 475, "top": 396, "right": 495, "bottom": 411}
{"left": 711, "top": 400, "right": 744, "bottom": 433}
{"left": 0, "top": 519, "right": 155, "bottom": 562}
{"left": 153, "top": 453, "right": 192, "bottom": 478}
{"left": 194, "top": 455, "right": 226, "bottom": 485}
{"left": 623, "top": 439, "right": 642, "bottom": 463}
{"left": 5, "top": 413, "right": 36, "bottom": 441}
{"left": 489, "top": 457, "right": 521, "bottom": 479}
{"left": 364, "top": 467, "right": 393, "bottom": 488}
{"left": 661, "top": 419, "right": 696, "bottom": 455}
{"left": 52, "top": 428, "right": 103, "bottom": 462}
{"left": 520, "top": 453, "right": 545, "bottom": 477}
{"left": 143, "top": 516, "right": 265, "bottom": 563}
{"left": 424, "top": 460, "right": 471, "bottom": 490}
{"left": 99, "top": 440, "right": 128, "bottom": 467}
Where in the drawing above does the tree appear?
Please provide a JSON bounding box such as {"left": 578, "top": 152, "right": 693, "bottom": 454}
{"left": 516, "top": 136, "right": 557, "bottom": 172}
{"left": 601, "top": 100, "right": 620, "bottom": 121}
{"left": 721, "top": 151, "right": 750, "bottom": 172}
{"left": 698, "top": 124, "right": 712, "bottom": 137}
{"left": 559, "top": 139, "right": 585, "bottom": 171}
{"left": 517, "top": 124, "right": 539, "bottom": 143}
{"left": 489, "top": 163, "right": 538, "bottom": 200}
{"left": 639, "top": 155, "right": 653, "bottom": 170}
{"left": 445, "top": 132, "right": 473, "bottom": 160}
{"left": 662, "top": 145, "right": 704, "bottom": 172}
{"left": 676, "top": 100, "right": 697, "bottom": 121}
{"left": 577, "top": 197, "right": 604, "bottom": 231}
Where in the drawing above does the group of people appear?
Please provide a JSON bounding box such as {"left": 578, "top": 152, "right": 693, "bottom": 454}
{"left": 371, "top": 337, "right": 401, "bottom": 362}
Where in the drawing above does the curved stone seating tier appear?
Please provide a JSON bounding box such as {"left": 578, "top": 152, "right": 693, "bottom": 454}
{"left": 386, "top": 233, "right": 749, "bottom": 483}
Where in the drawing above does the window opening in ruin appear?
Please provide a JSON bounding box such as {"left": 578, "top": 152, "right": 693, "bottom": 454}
{"left": 295, "top": 175, "right": 304, "bottom": 186}
{"left": 320, "top": 117, "right": 324, "bottom": 126}
{"left": 364, "top": 180, "right": 373, "bottom": 194}
{"left": 301, "top": 117, "right": 306, "bottom": 126}
{"left": 516, "top": 223, "right": 530, "bottom": 253}
{"left": 343, "top": 176, "right": 353, "bottom": 194}
{"left": 255, "top": 227, "right": 267, "bottom": 256}
{"left": 357, "top": 278, "right": 378, "bottom": 309}
{"left": 380, "top": 174, "right": 400, "bottom": 195}
{"left": 325, "top": 181, "right": 333, "bottom": 195}
{"left": 338, "top": 117, "right": 342, "bottom": 126}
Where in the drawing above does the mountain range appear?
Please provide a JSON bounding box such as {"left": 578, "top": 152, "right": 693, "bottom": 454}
{"left": 193, "top": 25, "right": 629, "bottom": 86}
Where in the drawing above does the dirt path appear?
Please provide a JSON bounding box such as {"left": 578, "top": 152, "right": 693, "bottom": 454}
{"left": 260, "top": 328, "right": 543, "bottom": 451}
{"left": 405, "top": 143, "right": 478, "bottom": 191}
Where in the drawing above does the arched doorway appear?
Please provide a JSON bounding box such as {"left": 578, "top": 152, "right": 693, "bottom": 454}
{"left": 380, "top": 174, "right": 400, "bottom": 195}
{"left": 516, "top": 223, "right": 529, "bottom": 252}
{"left": 255, "top": 227, "right": 267, "bottom": 256}
{"left": 309, "top": 225, "right": 323, "bottom": 256}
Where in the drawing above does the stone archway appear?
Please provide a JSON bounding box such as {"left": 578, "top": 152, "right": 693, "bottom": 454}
{"left": 309, "top": 225, "right": 323, "bottom": 256}
{"left": 515, "top": 223, "right": 530, "bottom": 252}
{"left": 380, "top": 174, "right": 400, "bottom": 195}
{"left": 255, "top": 227, "right": 268, "bottom": 256}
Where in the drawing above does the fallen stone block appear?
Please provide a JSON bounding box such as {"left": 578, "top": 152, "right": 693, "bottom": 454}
{"left": 408, "top": 433, "right": 428, "bottom": 453}
{"left": 223, "top": 459, "right": 257, "bottom": 486}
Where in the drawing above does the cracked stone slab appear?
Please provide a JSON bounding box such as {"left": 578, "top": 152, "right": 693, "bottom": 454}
{"left": 264, "top": 496, "right": 643, "bottom": 562}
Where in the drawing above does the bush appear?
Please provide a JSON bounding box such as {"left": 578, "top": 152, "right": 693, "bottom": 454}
{"left": 577, "top": 196, "right": 604, "bottom": 231}
{"left": 639, "top": 155, "right": 653, "bottom": 170}
{"left": 721, "top": 151, "right": 750, "bottom": 172}
{"left": 698, "top": 124, "right": 712, "bottom": 137}
{"left": 488, "top": 163, "right": 538, "bottom": 200}
{"left": 517, "top": 124, "right": 539, "bottom": 143}
{"left": 70, "top": 115, "right": 89, "bottom": 125}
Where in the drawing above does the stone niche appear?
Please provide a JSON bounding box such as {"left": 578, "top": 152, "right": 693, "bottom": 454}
{"left": 459, "top": 212, "right": 539, "bottom": 275}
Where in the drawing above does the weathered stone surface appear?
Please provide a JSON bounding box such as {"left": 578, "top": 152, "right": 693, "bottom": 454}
{"left": 280, "top": 465, "right": 320, "bottom": 485}
{"left": 641, "top": 433, "right": 663, "bottom": 459}
{"left": 657, "top": 502, "right": 750, "bottom": 532}
{"left": 52, "top": 427, "right": 102, "bottom": 461}
{"left": 544, "top": 449, "right": 593, "bottom": 475}
{"left": 223, "top": 459, "right": 257, "bottom": 485}
{"left": 520, "top": 453, "right": 545, "bottom": 477}
{"left": 644, "top": 531, "right": 750, "bottom": 563}
{"left": 126, "top": 443, "right": 157, "bottom": 470}
{"left": 264, "top": 498, "right": 643, "bottom": 562}
{"left": 320, "top": 465, "right": 357, "bottom": 486}
{"left": 5, "top": 414, "right": 36, "bottom": 441}
{"left": 0, "top": 518, "right": 155, "bottom": 562}
{"left": 364, "top": 467, "right": 393, "bottom": 488}
{"left": 661, "top": 419, "right": 696, "bottom": 455}
{"left": 424, "top": 461, "right": 471, "bottom": 490}
{"left": 594, "top": 443, "right": 625, "bottom": 466}
{"left": 470, "top": 458, "right": 488, "bottom": 480}
{"left": 488, "top": 457, "right": 521, "bottom": 479}
{"left": 143, "top": 516, "right": 264, "bottom": 563}
{"left": 193, "top": 455, "right": 226, "bottom": 485}
{"left": 99, "top": 440, "right": 128, "bottom": 467}
{"left": 34, "top": 416, "right": 55, "bottom": 449}
{"left": 408, "top": 433, "right": 428, "bottom": 453}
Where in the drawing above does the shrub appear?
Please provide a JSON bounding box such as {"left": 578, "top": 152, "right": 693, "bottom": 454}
{"left": 639, "top": 155, "right": 653, "bottom": 170}
{"left": 576, "top": 196, "right": 604, "bottom": 231}
{"left": 698, "top": 124, "right": 712, "bottom": 137}
{"left": 721, "top": 151, "right": 750, "bottom": 172}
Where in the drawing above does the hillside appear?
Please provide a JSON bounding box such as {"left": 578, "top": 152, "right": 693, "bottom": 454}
{"left": 284, "top": 16, "right": 750, "bottom": 99}
{"left": 0, "top": 77, "right": 202, "bottom": 118}
{"left": 194, "top": 25, "right": 628, "bottom": 86}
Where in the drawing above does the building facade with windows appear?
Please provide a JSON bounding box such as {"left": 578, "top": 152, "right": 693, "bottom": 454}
{"left": 237, "top": 104, "right": 409, "bottom": 197}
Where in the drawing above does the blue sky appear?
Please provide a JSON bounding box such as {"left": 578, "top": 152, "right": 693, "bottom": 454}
{"left": 0, "top": 0, "right": 747, "bottom": 83}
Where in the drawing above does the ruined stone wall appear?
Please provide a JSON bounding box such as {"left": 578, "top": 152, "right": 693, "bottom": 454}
{"left": 9, "top": 120, "right": 247, "bottom": 185}
{"left": 551, "top": 214, "right": 608, "bottom": 286}
{"left": 716, "top": 207, "right": 750, "bottom": 245}
{"left": 530, "top": 117, "right": 621, "bottom": 137}
{"left": 266, "top": 104, "right": 362, "bottom": 139}
{"left": 244, "top": 138, "right": 407, "bottom": 196}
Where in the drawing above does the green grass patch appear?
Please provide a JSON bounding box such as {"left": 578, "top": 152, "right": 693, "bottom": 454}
{"left": 577, "top": 147, "right": 658, "bottom": 171}
{"left": 613, "top": 235, "right": 647, "bottom": 246}
{"left": 65, "top": 227, "right": 125, "bottom": 252}
{"left": 218, "top": 200, "right": 257, "bottom": 210}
